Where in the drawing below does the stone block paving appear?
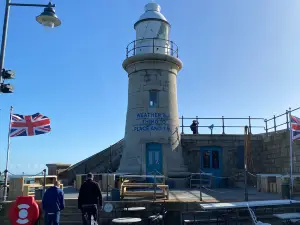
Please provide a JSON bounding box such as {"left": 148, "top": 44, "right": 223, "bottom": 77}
{"left": 64, "top": 186, "right": 300, "bottom": 202}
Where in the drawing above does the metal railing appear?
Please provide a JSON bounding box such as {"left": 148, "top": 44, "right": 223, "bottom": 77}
{"left": 264, "top": 107, "right": 300, "bottom": 134}
{"left": 179, "top": 116, "right": 265, "bottom": 135}
{"left": 179, "top": 106, "right": 300, "bottom": 135}
{"left": 126, "top": 38, "right": 179, "bottom": 58}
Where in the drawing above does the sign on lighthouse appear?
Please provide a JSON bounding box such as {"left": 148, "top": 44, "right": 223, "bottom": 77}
{"left": 118, "top": 3, "right": 187, "bottom": 177}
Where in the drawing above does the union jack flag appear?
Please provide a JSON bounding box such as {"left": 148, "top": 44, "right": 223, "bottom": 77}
{"left": 10, "top": 113, "right": 51, "bottom": 137}
{"left": 291, "top": 115, "right": 300, "bottom": 141}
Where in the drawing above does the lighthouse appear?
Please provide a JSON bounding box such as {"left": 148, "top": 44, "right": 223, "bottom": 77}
{"left": 118, "top": 3, "right": 187, "bottom": 177}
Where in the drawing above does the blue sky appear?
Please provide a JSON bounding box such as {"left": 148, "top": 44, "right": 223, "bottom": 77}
{"left": 0, "top": 0, "right": 299, "bottom": 174}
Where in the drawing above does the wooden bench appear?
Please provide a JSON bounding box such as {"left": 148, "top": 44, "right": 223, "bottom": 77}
{"left": 23, "top": 184, "right": 64, "bottom": 197}
{"left": 120, "top": 182, "right": 169, "bottom": 200}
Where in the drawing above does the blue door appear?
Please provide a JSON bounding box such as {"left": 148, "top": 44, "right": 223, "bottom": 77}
{"left": 146, "top": 143, "right": 163, "bottom": 176}
{"left": 200, "top": 146, "right": 223, "bottom": 187}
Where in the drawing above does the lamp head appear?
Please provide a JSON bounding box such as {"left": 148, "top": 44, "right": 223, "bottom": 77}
{"left": 36, "top": 3, "right": 61, "bottom": 28}
{"left": 0, "top": 83, "right": 14, "bottom": 93}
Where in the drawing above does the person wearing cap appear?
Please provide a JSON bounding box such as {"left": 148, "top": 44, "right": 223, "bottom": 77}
{"left": 42, "top": 181, "right": 65, "bottom": 225}
{"left": 78, "top": 173, "right": 103, "bottom": 225}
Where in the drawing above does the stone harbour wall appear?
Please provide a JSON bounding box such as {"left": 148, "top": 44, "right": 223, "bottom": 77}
{"left": 181, "top": 131, "right": 300, "bottom": 177}
{"left": 60, "top": 130, "right": 300, "bottom": 186}
{"left": 256, "top": 131, "right": 300, "bottom": 174}
{"left": 181, "top": 134, "right": 264, "bottom": 176}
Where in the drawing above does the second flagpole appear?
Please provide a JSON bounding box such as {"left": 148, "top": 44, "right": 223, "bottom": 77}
{"left": 3, "top": 106, "right": 13, "bottom": 201}
{"left": 289, "top": 107, "right": 293, "bottom": 200}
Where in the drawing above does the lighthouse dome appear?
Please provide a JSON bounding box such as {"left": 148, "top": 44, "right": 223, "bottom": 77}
{"left": 133, "top": 3, "right": 171, "bottom": 55}
{"left": 139, "top": 3, "right": 167, "bottom": 21}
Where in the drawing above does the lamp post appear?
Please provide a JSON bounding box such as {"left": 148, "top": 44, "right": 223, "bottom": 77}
{"left": 1, "top": 1, "right": 61, "bottom": 202}
{"left": 0, "top": 0, "right": 61, "bottom": 94}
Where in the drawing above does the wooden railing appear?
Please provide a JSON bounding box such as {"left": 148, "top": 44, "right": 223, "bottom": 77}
{"left": 23, "top": 183, "right": 63, "bottom": 197}
{"left": 8, "top": 175, "right": 59, "bottom": 200}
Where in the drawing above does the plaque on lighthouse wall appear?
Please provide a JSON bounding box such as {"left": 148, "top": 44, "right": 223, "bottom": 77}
{"left": 133, "top": 112, "right": 170, "bottom": 132}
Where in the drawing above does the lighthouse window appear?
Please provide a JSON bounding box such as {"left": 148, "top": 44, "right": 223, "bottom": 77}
{"left": 149, "top": 90, "right": 159, "bottom": 108}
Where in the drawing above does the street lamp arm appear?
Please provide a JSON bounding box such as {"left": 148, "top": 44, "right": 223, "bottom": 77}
{"left": 9, "top": 3, "right": 55, "bottom": 8}
{"left": 0, "top": 0, "right": 60, "bottom": 85}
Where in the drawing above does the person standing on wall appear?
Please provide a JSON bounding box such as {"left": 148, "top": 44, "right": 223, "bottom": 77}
{"left": 42, "top": 181, "right": 65, "bottom": 225}
{"left": 190, "top": 120, "right": 199, "bottom": 134}
{"left": 78, "top": 173, "right": 103, "bottom": 225}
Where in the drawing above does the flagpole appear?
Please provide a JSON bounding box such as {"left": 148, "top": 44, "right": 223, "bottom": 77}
{"left": 3, "top": 106, "right": 13, "bottom": 201}
{"left": 289, "top": 107, "right": 293, "bottom": 200}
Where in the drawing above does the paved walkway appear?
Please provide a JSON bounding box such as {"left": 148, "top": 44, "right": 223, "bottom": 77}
{"left": 64, "top": 186, "right": 294, "bottom": 202}
{"left": 167, "top": 187, "right": 282, "bottom": 202}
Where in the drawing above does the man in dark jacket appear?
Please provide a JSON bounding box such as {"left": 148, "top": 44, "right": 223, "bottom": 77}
{"left": 190, "top": 120, "right": 199, "bottom": 134}
{"left": 42, "top": 181, "right": 65, "bottom": 225}
{"left": 78, "top": 173, "right": 102, "bottom": 225}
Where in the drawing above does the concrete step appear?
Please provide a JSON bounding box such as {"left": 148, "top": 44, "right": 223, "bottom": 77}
{"left": 2, "top": 214, "right": 122, "bottom": 224}
{"left": 4, "top": 213, "right": 149, "bottom": 224}
{"left": 234, "top": 181, "right": 245, "bottom": 188}
{"left": 167, "top": 171, "right": 190, "bottom": 178}
{"left": 2, "top": 220, "right": 82, "bottom": 225}
{"left": 56, "top": 208, "right": 151, "bottom": 218}
{"left": 60, "top": 213, "right": 82, "bottom": 221}
{"left": 58, "top": 222, "right": 82, "bottom": 224}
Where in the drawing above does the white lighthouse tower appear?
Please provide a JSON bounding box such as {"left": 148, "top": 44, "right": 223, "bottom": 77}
{"left": 118, "top": 3, "right": 187, "bottom": 178}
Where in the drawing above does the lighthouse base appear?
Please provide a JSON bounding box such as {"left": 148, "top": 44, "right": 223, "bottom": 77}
{"left": 117, "top": 140, "right": 188, "bottom": 179}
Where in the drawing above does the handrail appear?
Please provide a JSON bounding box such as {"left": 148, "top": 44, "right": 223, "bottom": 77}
{"left": 126, "top": 38, "right": 179, "bottom": 58}
{"left": 179, "top": 106, "right": 300, "bottom": 135}
{"left": 264, "top": 106, "right": 300, "bottom": 133}
{"left": 179, "top": 116, "right": 265, "bottom": 135}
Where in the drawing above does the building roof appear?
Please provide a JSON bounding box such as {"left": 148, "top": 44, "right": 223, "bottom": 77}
{"left": 46, "top": 163, "right": 72, "bottom": 167}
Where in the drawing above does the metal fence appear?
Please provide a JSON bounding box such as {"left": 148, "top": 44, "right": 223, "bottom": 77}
{"left": 264, "top": 106, "right": 300, "bottom": 134}
{"left": 126, "top": 38, "right": 179, "bottom": 58}
{"left": 179, "top": 107, "right": 300, "bottom": 135}
{"left": 179, "top": 116, "right": 265, "bottom": 135}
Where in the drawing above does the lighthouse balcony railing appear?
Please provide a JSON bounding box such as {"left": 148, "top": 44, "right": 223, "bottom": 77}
{"left": 126, "top": 38, "right": 179, "bottom": 58}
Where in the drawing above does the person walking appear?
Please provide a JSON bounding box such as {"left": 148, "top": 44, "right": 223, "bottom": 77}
{"left": 42, "top": 181, "right": 65, "bottom": 225}
{"left": 78, "top": 173, "right": 103, "bottom": 225}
